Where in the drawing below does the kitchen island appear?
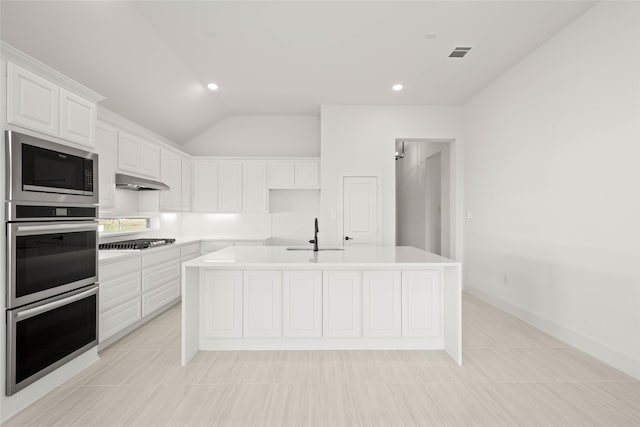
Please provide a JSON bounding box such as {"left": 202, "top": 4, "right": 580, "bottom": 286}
{"left": 181, "top": 246, "right": 462, "bottom": 366}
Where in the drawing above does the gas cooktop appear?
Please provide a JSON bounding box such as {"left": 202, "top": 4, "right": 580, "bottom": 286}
{"left": 99, "top": 238, "right": 176, "bottom": 250}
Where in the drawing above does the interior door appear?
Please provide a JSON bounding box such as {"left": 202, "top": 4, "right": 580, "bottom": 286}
{"left": 343, "top": 176, "right": 378, "bottom": 246}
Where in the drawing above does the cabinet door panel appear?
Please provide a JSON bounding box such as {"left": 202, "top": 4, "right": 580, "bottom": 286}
{"left": 363, "top": 271, "right": 401, "bottom": 337}
{"left": 7, "top": 62, "right": 59, "bottom": 136}
{"left": 181, "top": 158, "right": 192, "bottom": 211}
{"left": 200, "top": 270, "right": 243, "bottom": 338}
{"left": 294, "top": 161, "right": 319, "bottom": 187}
{"left": 243, "top": 161, "right": 267, "bottom": 212}
{"left": 243, "top": 271, "right": 282, "bottom": 338}
{"left": 160, "top": 149, "right": 182, "bottom": 210}
{"left": 140, "top": 142, "right": 161, "bottom": 179}
{"left": 283, "top": 271, "right": 322, "bottom": 337}
{"left": 96, "top": 122, "right": 118, "bottom": 210}
{"left": 100, "top": 298, "right": 141, "bottom": 342}
{"left": 323, "top": 271, "right": 361, "bottom": 337}
{"left": 59, "top": 88, "right": 96, "bottom": 147}
{"left": 192, "top": 160, "right": 218, "bottom": 211}
{"left": 142, "top": 279, "right": 180, "bottom": 317}
{"left": 268, "top": 161, "right": 295, "bottom": 188}
{"left": 117, "top": 132, "right": 141, "bottom": 173}
{"left": 218, "top": 161, "right": 243, "bottom": 211}
{"left": 402, "top": 270, "right": 443, "bottom": 337}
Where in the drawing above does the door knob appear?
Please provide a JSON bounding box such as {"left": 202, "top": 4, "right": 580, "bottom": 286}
{"left": 344, "top": 236, "right": 353, "bottom": 241}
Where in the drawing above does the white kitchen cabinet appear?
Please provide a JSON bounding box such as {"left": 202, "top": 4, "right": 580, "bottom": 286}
{"left": 59, "top": 88, "right": 96, "bottom": 148}
{"left": 192, "top": 160, "right": 218, "bottom": 211}
{"left": 6, "top": 62, "right": 59, "bottom": 136}
{"left": 283, "top": 270, "right": 322, "bottom": 338}
{"left": 294, "top": 161, "right": 320, "bottom": 188}
{"left": 141, "top": 247, "right": 181, "bottom": 317}
{"left": 99, "top": 257, "right": 142, "bottom": 343}
{"left": 363, "top": 271, "right": 402, "bottom": 337}
{"left": 160, "top": 149, "right": 182, "bottom": 211}
{"left": 243, "top": 161, "right": 268, "bottom": 212}
{"left": 218, "top": 161, "right": 243, "bottom": 212}
{"left": 268, "top": 161, "right": 295, "bottom": 188}
{"left": 243, "top": 271, "right": 282, "bottom": 338}
{"left": 323, "top": 270, "right": 361, "bottom": 337}
{"left": 95, "top": 121, "right": 117, "bottom": 210}
{"left": 402, "top": 270, "right": 443, "bottom": 337}
{"left": 200, "top": 270, "right": 243, "bottom": 338}
{"left": 268, "top": 159, "right": 320, "bottom": 189}
{"left": 181, "top": 157, "right": 192, "bottom": 211}
{"left": 117, "top": 131, "right": 161, "bottom": 180}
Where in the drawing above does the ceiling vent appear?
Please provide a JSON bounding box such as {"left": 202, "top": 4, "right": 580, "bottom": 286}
{"left": 449, "top": 46, "right": 472, "bottom": 58}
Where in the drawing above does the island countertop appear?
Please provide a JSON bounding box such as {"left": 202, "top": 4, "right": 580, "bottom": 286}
{"left": 184, "top": 245, "right": 460, "bottom": 268}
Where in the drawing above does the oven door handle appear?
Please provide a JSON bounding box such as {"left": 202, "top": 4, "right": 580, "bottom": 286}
{"left": 15, "top": 223, "right": 98, "bottom": 233}
{"left": 15, "top": 287, "right": 98, "bottom": 321}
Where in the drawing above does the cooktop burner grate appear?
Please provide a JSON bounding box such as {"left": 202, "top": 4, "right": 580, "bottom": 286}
{"left": 99, "top": 238, "right": 176, "bottom": 250}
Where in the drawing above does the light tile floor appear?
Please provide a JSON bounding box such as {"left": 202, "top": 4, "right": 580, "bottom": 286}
{"left": 5, "top": 293, "right": 640, "bottom": 426}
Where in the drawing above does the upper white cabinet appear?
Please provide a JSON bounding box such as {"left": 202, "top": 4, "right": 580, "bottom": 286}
{"left": 192, "top": 160, "right": 218, "bottom": 212}
{"left": 160, "top": 149, "right": 183, "bottom": 211}
{"left": 117, "top": 131, "right": 160, "bottom": 179}
{"left": 181, "top": 158, "right": 192, "bottom": 211}
{"left": 192, "top": 159, "right": 269, "bottom": 213}
{"left": 95, "top": 121, "right": 118, "bottom": 210}
{"left": 268, "top": 159, "right": 320, "bottom": 189}
{"left": 59, "top": 88, "right": 96, "bottom": 147}
{"left": 243, "top": 161, "right": 268, "bottom": 212}
{"left": 218, "top": 161, "right": 243, "bottom": 212}
{"left": 6, "top": 61, "right": 98, "bottom": 148}
{"left": 7, "top": 62, "right": 59, "bottom": 136}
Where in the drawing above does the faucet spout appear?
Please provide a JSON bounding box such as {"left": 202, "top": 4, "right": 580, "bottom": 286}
{"left": 308, "top": 218, "right": 319, "bottom": 251}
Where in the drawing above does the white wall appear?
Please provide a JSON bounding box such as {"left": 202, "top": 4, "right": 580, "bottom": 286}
{"left": 463, "top": 2, "right": 640, "bottom": 378}
{"left": 320, "top": 105, "right": 464, "bottom": 259}
{"left": 183, "top": 115, "right": 320, "bottom": 157}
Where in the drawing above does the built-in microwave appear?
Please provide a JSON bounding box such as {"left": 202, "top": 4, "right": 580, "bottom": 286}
{"left": 5, "top": 130, "right": 98, "bottom": 206}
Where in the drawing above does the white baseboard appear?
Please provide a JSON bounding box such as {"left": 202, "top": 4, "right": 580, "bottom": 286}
{"left": 465, "top": 286, "right": 640, "bottom": 380}
{"left": 200, "top": 337, "right": 444, "bottom": 351}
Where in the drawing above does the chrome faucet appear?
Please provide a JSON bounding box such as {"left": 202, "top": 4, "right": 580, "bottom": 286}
{"left": 308, "top": 218, "right": 319, "bottom": 252}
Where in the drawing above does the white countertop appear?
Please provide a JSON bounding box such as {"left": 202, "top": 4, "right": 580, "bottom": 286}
{"left": 184, "top": 245, "right": 459, "bottom": 268}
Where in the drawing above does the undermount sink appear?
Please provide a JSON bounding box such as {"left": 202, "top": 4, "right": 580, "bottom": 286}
{"left": 286, "top": 247, "right": 344, "bottom": 251}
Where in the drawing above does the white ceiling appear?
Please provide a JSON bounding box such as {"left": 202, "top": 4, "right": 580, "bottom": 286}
{"left": 0, "top": 1, "right": 595, "bottom": 144}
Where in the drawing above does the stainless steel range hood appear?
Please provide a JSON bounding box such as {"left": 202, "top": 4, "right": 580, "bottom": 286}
{"left": 115, "top": 173, "right": 170, "bottom": 191}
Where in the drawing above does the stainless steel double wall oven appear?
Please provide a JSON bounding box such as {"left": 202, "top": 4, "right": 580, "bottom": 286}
{"left": 5, "top": 130, "right": 99, "bottom": 395}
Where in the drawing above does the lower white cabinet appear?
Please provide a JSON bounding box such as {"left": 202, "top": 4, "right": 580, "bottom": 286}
{"left": 363, "top": 270, "right": 402, "bottom": 337}
{"left": 243, "top": 271, "right": 282, "bottom": 338}
{"left": 99, "top": 257, "right": 142, "bottom": 342}
{"left": 200, "top": 270, "right": 243, "bottom": 338}
{"left": 141, "top": 247, "right": 181, "bottom": 317}
{"left": 282, "top": 270, "right": 322, "bottom": 338}
{"left": 322, "top": 270, "right": 361, "bottom": 337}
{"left": 401, "top": 270, "right": 443, "bottom": 337}
{"left": 180, "top": 242, "right": 201, "bottom": 263}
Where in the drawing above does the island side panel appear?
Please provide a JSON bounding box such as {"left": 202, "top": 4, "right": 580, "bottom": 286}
{"left": 443, "top": 265, "right": 462, "bottom": 365}
{"left": 181, "top": 265, "right": 200, "bottom": 366}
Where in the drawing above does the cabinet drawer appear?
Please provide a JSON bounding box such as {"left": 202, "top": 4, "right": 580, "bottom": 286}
{"left": 99, "top": 270, "right": 141, "bottom": 313}
{"left": 99, "top": 298, "right": 141, "bottom": 342}
{"left": 99, "top": 257, "right": 140, "bottom": 282}
{"left": 142, "top": 279, "right": 180, "bottom": 317}
{"left": 142, "top": 261, "right": 180, "bottom": 294}
{"left": 142, "top": 247, "right": 181, "bottom": 268}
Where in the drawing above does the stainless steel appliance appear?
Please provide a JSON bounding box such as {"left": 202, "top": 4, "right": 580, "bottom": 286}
{"left": 5, "top": 130, "right": 98, "bottom": 206}
{"left": 6, "top": 285, "right": 98, "bottom": 395}
{"left": 99, "top": 238, "right": 176, "bottom": 250}
{"left": 5, "top": 131, "right": 99, "bottom": 396}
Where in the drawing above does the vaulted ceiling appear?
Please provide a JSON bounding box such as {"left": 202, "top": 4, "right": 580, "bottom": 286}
{"left": 0, "top": 1, "right": 595, "bottom": 144}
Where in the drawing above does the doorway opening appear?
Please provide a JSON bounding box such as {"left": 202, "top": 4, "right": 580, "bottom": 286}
{"left": 395, "top": 139, "right": 453, "bottom": 257}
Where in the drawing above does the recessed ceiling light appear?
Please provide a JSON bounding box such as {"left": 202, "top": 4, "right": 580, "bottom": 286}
{"left": 424, "top": 33, "right": 439, "bottom": 39}
{"left": 392, "top": 83, "right": 404, "bottom": 92}
{"left": 206, "top": 82, "right": 219, "bottom": 91}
